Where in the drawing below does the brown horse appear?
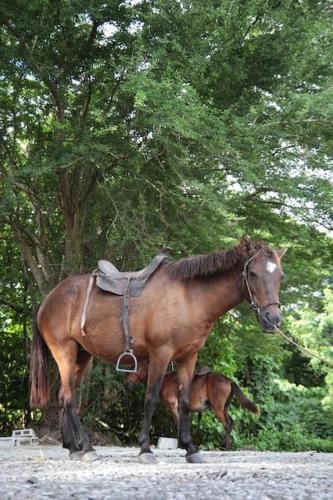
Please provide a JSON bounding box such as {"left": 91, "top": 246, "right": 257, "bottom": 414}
{"left": 128, "top": 364, "right": 259, "bottom": 450}
{"left": 30, "top": 237, "right": 285, "bottom": 463}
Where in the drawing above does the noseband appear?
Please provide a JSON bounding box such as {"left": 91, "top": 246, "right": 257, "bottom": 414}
{"left": 242, "top": 252, "right": 281, "bottom": 318}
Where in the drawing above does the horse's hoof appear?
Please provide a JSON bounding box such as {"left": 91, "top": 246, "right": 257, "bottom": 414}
{"left": 82, "top": 450, "right": 99, "bottom": 462}
{"left": 69, "top": 451, "right": 83, "bottom": 461}
{"left": 186, "top": 452, "right": 205, "bottom": 464}
{"left": 138, "top": 452, "right": 159, "bottom": 464}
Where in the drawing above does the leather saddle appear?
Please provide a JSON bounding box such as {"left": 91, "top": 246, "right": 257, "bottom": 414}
{"left": 81, "top": 251, "right": 168, "bottom": 372}
{"left": 95, "top": 252, "right": 168, "bottom": 297}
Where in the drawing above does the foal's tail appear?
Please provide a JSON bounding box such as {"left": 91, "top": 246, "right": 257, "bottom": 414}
{"left": 30, "top": 305, "right": 50, "bottom": 409}
{"left": 232, "top": 382, "right": 260, "bottom": 415}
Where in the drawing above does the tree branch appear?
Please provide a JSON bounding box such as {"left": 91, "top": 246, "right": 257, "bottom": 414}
{"left": 10, "top": 218, "right": 48, "bottom": 294}
{"left": 85, "top": 19, "right": 100, "bottom": 53}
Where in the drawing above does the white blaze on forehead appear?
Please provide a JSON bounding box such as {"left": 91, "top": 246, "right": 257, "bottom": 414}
{"left": 266, "top": 261, "right": 277, "bottom": 273}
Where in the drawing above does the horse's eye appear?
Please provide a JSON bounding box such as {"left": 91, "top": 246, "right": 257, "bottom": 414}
{"left": 249, "top": 270, "right": 257, "bottom": 279}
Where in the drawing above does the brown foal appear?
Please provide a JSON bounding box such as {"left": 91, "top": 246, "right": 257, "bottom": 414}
{"left": 128, "top": 364, "right": 260, "bottom": 450}
{"left": 30, "top": 237, "right": 285, "bottom": 463}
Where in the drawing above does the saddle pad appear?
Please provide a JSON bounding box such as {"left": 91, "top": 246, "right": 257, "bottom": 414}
{"left": 96, "top": 253, "right": 168, "bottom": 297}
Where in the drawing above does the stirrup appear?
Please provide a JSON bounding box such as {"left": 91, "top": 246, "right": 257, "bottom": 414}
{"left": 116, "top": 349, "right": 138, "bottom": 373}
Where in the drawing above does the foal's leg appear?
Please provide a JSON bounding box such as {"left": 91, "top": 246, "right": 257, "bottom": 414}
{"left": 222, "top": 406, "right": 234, "bottom": 451}
{"left": 213, "top": 398, "right": 234, "bottom": 451}
{"left": 138, "top": 354, "right": 170, "bottom": 464}
{"left": 55, "top": 341, "right": 96, "bottom": 461}
{"left": 177, "top": 353, "right": 204, "bottom": 463}
{"left": 168, "top": 398, "right": 180, "bottom": 426}
{"left": 160, "top": 381, "right": 180, "bottom": 426}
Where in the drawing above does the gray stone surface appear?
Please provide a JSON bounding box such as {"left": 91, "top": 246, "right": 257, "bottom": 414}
{"left": 0, "top": 445, "right": 332, "bottom": 499}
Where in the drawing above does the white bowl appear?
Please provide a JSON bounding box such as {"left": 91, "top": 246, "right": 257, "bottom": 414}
{"left": 157, "top": 437, "right": 178, "bottom": 450}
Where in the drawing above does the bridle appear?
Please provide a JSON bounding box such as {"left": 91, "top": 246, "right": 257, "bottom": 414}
{"left": 242, "top": 251, "right": 281, "bottom": 321}
{"left": 242, "top": 252, "right": 333, "bottom": 368}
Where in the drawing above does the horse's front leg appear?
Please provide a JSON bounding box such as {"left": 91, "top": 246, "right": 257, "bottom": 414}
{"left": 138, "top": 354, "right": 170, "bottom": 464}
{"left": 177, "top": 353, "right": 204, "bottom": 463}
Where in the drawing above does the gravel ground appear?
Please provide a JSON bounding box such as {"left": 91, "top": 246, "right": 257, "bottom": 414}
{"left": 0, "top": 445, "right": 332, "bottom": 499}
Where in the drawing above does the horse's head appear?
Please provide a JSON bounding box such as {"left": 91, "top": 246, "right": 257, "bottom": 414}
{"left": 126, "top": 361, "right": 148, "bottom": 389}
{"left": 242, "top": 247, "right": 286, "bottom": 333}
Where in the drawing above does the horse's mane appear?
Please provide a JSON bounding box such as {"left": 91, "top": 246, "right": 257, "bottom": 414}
{"left": 166, "top": 237, "right": 273, "bottom": 280}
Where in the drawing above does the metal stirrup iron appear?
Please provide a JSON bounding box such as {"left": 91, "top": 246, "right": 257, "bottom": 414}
{"left": 116, "top": 276, "right": 138, "bottom": 373}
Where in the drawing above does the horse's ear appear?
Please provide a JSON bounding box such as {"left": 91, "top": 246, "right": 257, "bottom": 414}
{"left": 276, "top": 248, "right": 287, "bottom": 259}
{"left": 240, "top": 234, "right": 251, "bottom": 248}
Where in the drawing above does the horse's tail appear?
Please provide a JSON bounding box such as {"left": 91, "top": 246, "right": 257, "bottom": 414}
{"left": 232, "top": 382, "right": 260, "bottom": 415}
{"left": 30, "top": 305, "right": 50, "bottom": 409}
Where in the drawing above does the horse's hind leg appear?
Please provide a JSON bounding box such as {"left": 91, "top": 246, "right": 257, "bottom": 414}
{"left": 177, "top": 353, "right": 204, "bottom": 463}
{"left": 138, "top": 353, "right": 170, "bottom": 464}
{"left": 55, "top": 341, "right": 96, "bottom": 461}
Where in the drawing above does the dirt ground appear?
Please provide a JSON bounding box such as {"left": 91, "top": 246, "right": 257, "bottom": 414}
{"left": 0, "top": 445, "right": 332, "bottom": 499}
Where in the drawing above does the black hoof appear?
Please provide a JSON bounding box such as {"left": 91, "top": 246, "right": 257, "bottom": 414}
{"left": 69, "top": 451, "right": 83, "bottom": 461}
{"left": 82, "top": 450, "right": 99, "bottom": 462}
{"left": 186, "top": 452, "right": 205, "bottom": 463}
{"left": 138, "top": 452, "right": 159, "bottom": 464}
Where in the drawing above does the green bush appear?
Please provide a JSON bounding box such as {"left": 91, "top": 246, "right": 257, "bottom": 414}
{"left": 239, "top": 428, "right": 333, "bottom": 453}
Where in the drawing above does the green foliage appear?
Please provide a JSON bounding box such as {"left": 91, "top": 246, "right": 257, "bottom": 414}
{"left": 287, "top": 289, "right": 333, "bottom": 409}
{"left": 245, "top": 429, "right": 333, "bottom": 453}
{"left": 237, "top": 380, "right": 333, "bottom": 452}
{"left": 0, "top": 321, "right": 29, "bottom": 433}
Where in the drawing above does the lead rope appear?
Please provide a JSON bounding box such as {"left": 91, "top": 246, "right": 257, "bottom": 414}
{"left": 274, "top": 326, "right": 333, "bottom": 369}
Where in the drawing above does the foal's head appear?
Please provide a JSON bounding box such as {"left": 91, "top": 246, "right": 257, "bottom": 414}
{"left": 126, "top": 361, "right": 148, "bottom": 388}
{"left": 242, "top": 245, "right": 286, "bottom": 332}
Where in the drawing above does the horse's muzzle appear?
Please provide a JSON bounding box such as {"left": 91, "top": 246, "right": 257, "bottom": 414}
{"left": 259, "top": 307, "right": 282, "bottom": 333}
